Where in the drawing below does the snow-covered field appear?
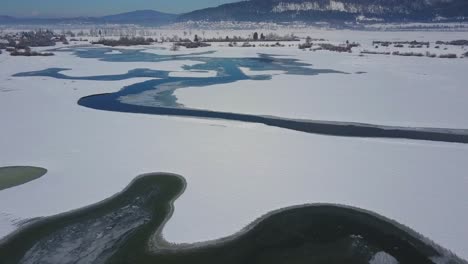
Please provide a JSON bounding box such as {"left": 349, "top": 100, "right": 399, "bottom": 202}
{"left": 175, "top": 45, "right": 468, "bottom": 128}
{"left": 1, "top": 30, "right": 468, "bottom": 259}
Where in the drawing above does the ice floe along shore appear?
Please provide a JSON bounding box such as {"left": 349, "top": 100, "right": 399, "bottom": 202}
{"left": 0, "top": 30, "right": 468, "bottom": 260}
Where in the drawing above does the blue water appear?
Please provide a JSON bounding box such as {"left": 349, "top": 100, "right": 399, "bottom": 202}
{"left": 14, "top": 47, "right": 342, "bottom": 108}
{"left": 13, "top": 47, "right": 468, "bottom": 143}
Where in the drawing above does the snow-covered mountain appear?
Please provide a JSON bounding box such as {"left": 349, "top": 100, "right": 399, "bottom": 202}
{"left": 179, "top": 0, "right": 468, "bottom": 22}
{"left": 1, "top": 1, "right": 467, "bottom": 25}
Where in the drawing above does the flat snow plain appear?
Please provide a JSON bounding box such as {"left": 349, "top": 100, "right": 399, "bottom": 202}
{"left": 174, "top": 32, "right": 468, "bottom": 128}
{"left": 1, "top": 30, "right": 468, "bottom": 259}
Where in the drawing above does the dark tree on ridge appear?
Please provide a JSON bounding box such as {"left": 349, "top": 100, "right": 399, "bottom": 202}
{"left": 253, "top": 32, "right": 259, "bottom": 41}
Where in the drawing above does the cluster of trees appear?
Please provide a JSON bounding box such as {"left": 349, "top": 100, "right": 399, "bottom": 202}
{"left": 170, "top": 43, "right": 180, "bottom": 51}
{"left": 88, "top": 28, "right": 161, "bottom": 38}
{"left": 425, "top": 52, "right": 437, "bottom": 58}
{"left": 90, "top": 32, "right": 300, "bottom": 45}
{"left": 204, "top": 32, "right": 299, "bottom": 43}
{"left": 298, "top": 39, "right": 311, "bottom": 48}
{"left": 0, "top": 30, "right": 68, "bottom": 57}
{"left": 300, "top": 41, "right": 357, "bottom": 52}
{"left": 0, "top": 42, "right": 7, "bottom": 51}
{"left": 407, "top": 53, "right": 458, "bottom": 58}
{"left": 391, "top": 51, "right": 425, "bottom": 57}
{"left": 361, "top": 50, "right": 391, "bottom": 55}
{"left": 70, "top": 28, "right": 201, "bottom": 40}
{"left": 252, "top": 32, "right": 265, "bottom": 41}
{"left": 119, "top": 35, "right": 200, "bottom": 44}
{"left": 361, "top": 50, "right": 460, "bottom": 59}
{"left": 373, "top": 40, "right": 430, "bottom": 46}
{"left": 169, "top": 34, "right": 212, "bottom": 50}
{"left": 4, "top": 44, "right": 54, "bottom": 56}
{"left": 10, "top": 30, "right": 58, "bottom": 47}
{"left": 92, "top": 37, "right": 155, "bottom": 47}
{"left": 439, "top": 53, "right": 458, "bottom": 59}
{"left": 228, "top": 42, "right": 256, "bottom": 47}
{"left": 174, "top": 41, "right": 211, "bottom": 49}
{"left": 265, "top": 42, "right": 285, "bottom": 47}
{"left": 373, "top": 40, "right": 430, "bottom": 49}
{"left": 174, "top": 32, "right": 298, "bottom": 49}
{"left": 318, "top": 43, "right": 353, "bottom": 53}
{"left": 0, "top": 30, "right": 69, "bottom": 48}
{"left": 10, "top": 50, "right": 54, "bottom": 57}
{"left": 90, "top": 28, "right": 128, "bottom": 37}
{"left": 228, "top": 42, "right": 288, "bottom": 48}
{"left": 58, "top": 30, "right": 76, "bottom": 37}
{"left": 436, "top": 40, "right": 468, "bottom": 46}
{"left": 299, "top": 37, "right": 313, "bottom": 49}
{"left": 299, "top": 37, "right": 343, "bottom": 50}
{"left": 408, "top": 44, "right": 427, "bottom": 48}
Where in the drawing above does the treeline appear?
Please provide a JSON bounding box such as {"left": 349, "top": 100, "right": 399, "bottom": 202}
{"left": 17, "top": 30, "right": 57, "bottom": 47}
{"left": 87, "top": 28, "right": 158, "bottom": 38}
{"left": 372, "top": 40, "right": 430, "bottom": 47}
{"left": 361, "top": 50, "right": 459, "bottom": 59}
{"left": 0, "top": 30, "right": 67, "bottom": 57}
{"left": 1, "top": 45, "right": 54, "bottom": 57}
{"left": 174, "top": 42, "right": 211, "bottom": 49}
{"left": 435, "top": 40, "right": 468, "bottom": 46}
{"left": 4, "top": 30, "right": 67, "bottom": 48}
{"left": 300, "top": 38, "right": 359, "bottom": 52}
{"left": 10, "top": 50, "right": 54, "bottom": 57}
{"left": 92, "top": 37, "right": 155, "bottom": 47}
{"left": 227, "top": 42, "right": 287, "bottom": 48}
{"left": 204, "top": 32, "right": 299, "bottom": 43}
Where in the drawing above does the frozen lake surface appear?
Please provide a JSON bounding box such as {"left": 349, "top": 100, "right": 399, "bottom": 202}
{"left": 1, "top": 31, "right": 468, "bottom": 260}
{"left": 14, "top": 48, "right": 468, "bottom": 143}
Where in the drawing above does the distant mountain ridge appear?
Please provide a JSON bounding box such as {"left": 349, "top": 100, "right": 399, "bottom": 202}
{"left": 0, "top": 10, "right": 176, "bottom": 25}
{"left": 99, "top": 10, "right": 176, "bottom": 24}
{"left": 2, "top": 1, "right": 468, "bottom": 26}
{"left": 179, "top": 0, "right": 468, "bottom": 22}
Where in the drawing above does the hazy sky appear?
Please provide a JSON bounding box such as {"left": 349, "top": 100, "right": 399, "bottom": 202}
{"left": 2, "top": 0, "right": 240, "bottom": 18}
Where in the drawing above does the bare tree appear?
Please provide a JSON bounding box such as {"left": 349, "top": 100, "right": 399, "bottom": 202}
{"left": 170, "top": 43, "right": 180, "bottom": 51}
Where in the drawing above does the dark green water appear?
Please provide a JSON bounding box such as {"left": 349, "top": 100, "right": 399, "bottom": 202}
{"left": 0, "top": 173, "right": 464, "bottom": 264}
{"left": 0, "top": 166, "right": 47, "bottom": 191}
